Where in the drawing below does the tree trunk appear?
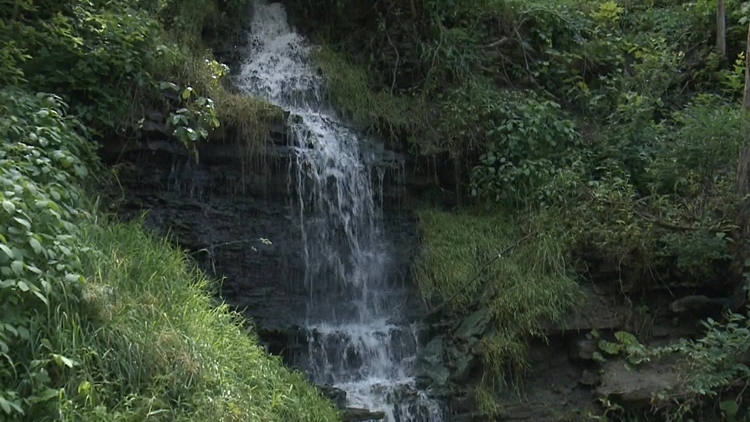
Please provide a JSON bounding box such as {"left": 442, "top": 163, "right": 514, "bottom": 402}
{"left": 739, "top": 20, "right": 750, "bottom": 195}
{"left": 731, "top": 19, "right": 750, "bottom": 310}
{"left": 717, "top": 0, "right": 727, "bottom": 57}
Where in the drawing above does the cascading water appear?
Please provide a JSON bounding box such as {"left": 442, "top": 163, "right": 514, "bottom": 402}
{"left": 235, "top": 2, "right": 444, "bottom": 421}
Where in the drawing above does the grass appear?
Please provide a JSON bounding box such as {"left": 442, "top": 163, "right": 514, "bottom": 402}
{"left": 314, "top": 46, "right": 422, "bottom": 135}
{"left": 51, "top": 218, "right": 339, "bottom": 422}
{"left": 415, "top": 208, "right": 581, "bottom": 382}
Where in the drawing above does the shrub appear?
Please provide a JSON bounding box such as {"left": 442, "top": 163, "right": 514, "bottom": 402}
{"left": 469, "top": 91, "right": 581, "bottom": 206}
{"left": 0, "top": 87, "right": 96, "bottom": 420}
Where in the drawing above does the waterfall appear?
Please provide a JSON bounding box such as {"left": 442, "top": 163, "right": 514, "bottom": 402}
{"left": 235, "top": 2, "right": 444, "bottom": 421}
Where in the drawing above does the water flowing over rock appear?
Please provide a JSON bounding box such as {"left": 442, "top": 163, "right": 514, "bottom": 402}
{"left": 235, "top": 2, "right": 444, "bottom": 420}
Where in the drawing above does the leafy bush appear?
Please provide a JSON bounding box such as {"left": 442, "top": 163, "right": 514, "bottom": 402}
{"left": 5, "top": 2, "right": 165, "bottom": 129}
{"left": 647, "top": 94, "right": 743, "bottom": 196}
{"left": 468, "top": 91, "right": 581, "bottom": 205}
{"left": 0, "top": 88, "right": 96, "bottom": 419}
{"left": 650, "top": 313, "right": 750, "bottom": 420}
{"left": 0, "top": 0, "right": 271, "bottom": 152}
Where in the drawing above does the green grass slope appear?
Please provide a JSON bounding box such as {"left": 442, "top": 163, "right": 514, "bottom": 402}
{"left": 63, "top": 221, "right": 338, "bottom": 422}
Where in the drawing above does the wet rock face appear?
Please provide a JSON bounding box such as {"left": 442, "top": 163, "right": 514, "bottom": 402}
{"left": 320, "top": 385, "right": 348, "bottom": 408}
{"left": 104, "top": 136, "right": 422, "bottom": 350}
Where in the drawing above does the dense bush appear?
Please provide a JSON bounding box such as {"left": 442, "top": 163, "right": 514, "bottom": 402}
{"left": 0, "top": 88, "right": 96, "bottom": 420}
{"left": 468, "top": 91, "right": 581, "bottom": 205}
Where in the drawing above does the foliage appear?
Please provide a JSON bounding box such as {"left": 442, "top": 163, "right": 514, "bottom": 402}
{"left": 161, "top": 82, "right": 221, "bottom": 160}
{"left": 469, "top": 90, "right": 581, "bottom": 205}
{"left": 2, "top": 1, "right": 164, "bottom": 130}
{"left": 645, "top": 312, "right": 750, "bottom": 420}
{"left": 0, "top": 87, "right": 338, "bottom": 421}
{"left": 314, "top": 46, "right": 420, "bottom": 138}
{"left": 0, "top": 88, "right": 96, "bottom": 420}
{"left": 415, "top": 208, "right": 581, "bottom": 384}
{"left": 0, "top": 0, "right": 273, "bottom": 154}
{"left": 593, "top": 330, "right": 650, "bottom": 366}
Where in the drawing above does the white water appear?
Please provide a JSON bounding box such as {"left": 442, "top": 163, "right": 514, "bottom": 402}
{"left": 236, "top": 2, "right": 444, "bottom": 421}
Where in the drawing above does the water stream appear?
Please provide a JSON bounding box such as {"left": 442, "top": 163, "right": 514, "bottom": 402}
{"left": 235, "top": 2, "right": 444, "bottom": 420}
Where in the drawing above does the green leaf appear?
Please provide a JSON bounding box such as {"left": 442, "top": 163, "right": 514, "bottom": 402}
{"left": 0, "top": 394, "right": 22, "bottom": 415}
{"left": 16, "top": 325, "right": 29, "bottom": 340}
{"left": 0, "top": 244, "right": 12, "bottom": 259}
{"left": 181, "top": 87, "right": 193, "bottom": 101}
{"left": 721, "top": 399, "right": 739, "bottom": 416}
{"left": 2, "top": 201, "right": 15, "bottom": 214}
{"left": 615, "top": 331, "right": 638, "bottom": 345}
{"left": 0, "top": 396, "right": 11, "bottom": 415}
{"left": 33, "top": 388, "right": 59, "bottom": 403}
{"left": 186, "top": 128, "right": 199, "bottom": 141}
{"left": 159, "top": 81, "right": 179, "bottom": 91}
{"left": 53, "top": 354, "right": 76, "bottom": 368}
{"left": 14, "top": 217, "right": 31, "bottom": 230}
{"left": 65, "top": 273, "right": 81, "bottom": 283}
{"left": 32, "top": 290, "right": 49, "bottom": 305}
{"left": 29, "top": 237, "right": 43, "bottom": 254}
{"left": 10, "top": 261, "right": 23, "bottom": 275}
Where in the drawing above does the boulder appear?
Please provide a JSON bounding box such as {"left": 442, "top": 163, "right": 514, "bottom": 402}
{"left": 319, "top": 385, "right": 347, "bottom": 409}
{"left": 578, "top": 369, "right": 600, "bottom": 387}
{"left": 567, "top": 335, "right": 598, "bottom": 362}
{"left": 448, "top": 350, "right": 477, "bottom": 382}
{"left": 596, "top": 359, "right": 683, "bottom": 406}
{"left": 455, "top": 307, "right": 491, "bottom": 343}
{"left": 414, "top": 335, "right": 450, "bottom": 389}
{"left": 669, "top": 295, "right": 729, "bottom": 317}
{"left": 341, "top": 408, "right": 386, "bottom": 421}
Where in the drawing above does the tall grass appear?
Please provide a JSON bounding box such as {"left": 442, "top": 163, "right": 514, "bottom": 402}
{"left": 415, "top": 208, "right": 581, "bottom": 382}
{"left": 50, "top": 219, "right": 338, "bottom": 421}
{"left": 314, "top": 46, "right": 422, "bottom": 136}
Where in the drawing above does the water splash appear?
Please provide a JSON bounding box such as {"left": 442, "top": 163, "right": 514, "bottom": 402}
{"left": 236, "top": 2, "right": 444, "bottom": 420}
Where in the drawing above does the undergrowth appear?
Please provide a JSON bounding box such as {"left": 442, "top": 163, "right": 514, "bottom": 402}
{"left": 415, "top": 208, "right": 581, "bottom": 401}
{"left": 314, "top": 46, "right": 426, "bottom": 141}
